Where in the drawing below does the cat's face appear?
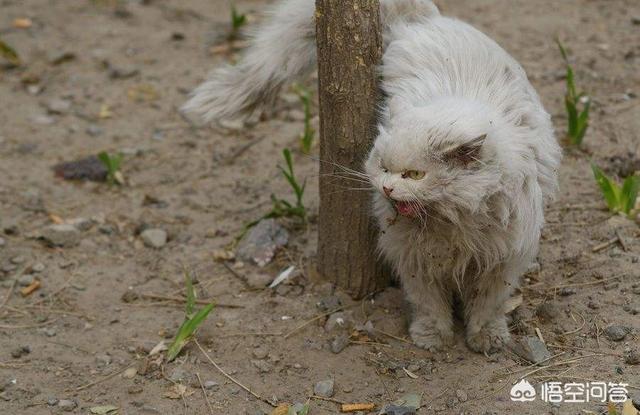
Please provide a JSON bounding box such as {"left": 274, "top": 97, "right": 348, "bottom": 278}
{"left": 365, "top": 99, "right": 501, "bottom": 220}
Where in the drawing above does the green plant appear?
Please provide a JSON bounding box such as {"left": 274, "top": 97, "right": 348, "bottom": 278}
{"left": 287, "top": 402, "right": 310, "bottom": 415}
{"left": 592, "top": 163, "right": 639, "bottom": 217}
{"left": 237, "top": 149, "right": 307, "bottom": 241}
{"left": 293, "top": 84, "right": 315, "bottom": 154}
{"left": 230, "top": 4, "right": 247, "bottom": 38}
{"left": 97, "top": 151, "right": 124, "bottom": 185}
{"left": 167, "top": 271, "right": 215, "bottom": 362}
{"left": 557, "top": 40, "right": 590, "bottom": 146}
{"left": 0, "top": 38, "right": 20, "bottom": 66}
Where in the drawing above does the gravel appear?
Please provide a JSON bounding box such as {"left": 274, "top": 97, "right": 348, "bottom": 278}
{"left": 140, "top": 228, "right": 167, "bottom": 248}
{"left": 313, "top": 379, "right": 335, "bottom": 398}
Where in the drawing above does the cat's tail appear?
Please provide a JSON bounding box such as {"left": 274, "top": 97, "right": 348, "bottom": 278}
{"left": 182, "top": 0, "right": 440, "bottom": 122}
{"left": 182, "top": 0, "right": 316, "bottom": 122}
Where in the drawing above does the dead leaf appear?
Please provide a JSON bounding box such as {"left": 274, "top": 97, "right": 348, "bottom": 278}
{"left": 89, "top": 405, "right": 119, "bottom": 414}
{"left": 127, "top": 84, "right": 159, "bottom": 102}
{"left": 148, "top": 340, "right": 167, "bottom": 356}
{"left": 99, "top": 104, "right": 113, "bottom": 119}
{"left": 21, "top": 280, "right": 41, "bottom": 297}
{"left": 270, "top": 405, "right": 291, "bottom": 415}
{"left": 402, "top": 367, "right": 419, "bottom": 379}
{"left": 164, "top": 383, "right": 194, "bottom": 399}
{"left": 13, "top": 18, "right": 32, "bottom": 29}
{"left": 212, "top": 249, "right": 235, "bottom": 262}
{"left": 49, "top": 214, "right": 65, "bottom": 224}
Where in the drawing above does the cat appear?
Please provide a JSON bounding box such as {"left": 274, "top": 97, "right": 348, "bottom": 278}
{"left": 183, "top": 0, "right": 562, "bottom": 353}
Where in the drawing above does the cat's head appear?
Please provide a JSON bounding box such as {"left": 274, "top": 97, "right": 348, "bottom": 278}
{"left": 365, "top": 97, "right": 506, "bottom": 221}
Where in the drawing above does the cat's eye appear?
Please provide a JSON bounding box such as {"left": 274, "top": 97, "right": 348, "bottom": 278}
{"left": 402, "top": 170, "right": 426, "bottom": 180}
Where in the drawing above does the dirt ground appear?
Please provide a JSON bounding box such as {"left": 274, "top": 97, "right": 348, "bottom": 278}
{"left": 1, "top": 0, "right": 639, "bottom": 414}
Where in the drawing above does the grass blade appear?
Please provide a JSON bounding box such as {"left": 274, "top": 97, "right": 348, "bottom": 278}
{"left": 0, "top": 38, "right": 20, "bottom": 66}
{"left": 591, "top": 163, "right": 619, "bottom": 212}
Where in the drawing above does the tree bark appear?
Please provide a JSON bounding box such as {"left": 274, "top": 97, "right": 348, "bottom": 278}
{"left": 315, "top": 0, "right": 387, "bottom": 299}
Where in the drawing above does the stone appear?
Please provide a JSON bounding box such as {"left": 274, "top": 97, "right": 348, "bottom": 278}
{"left": 11, "top": 345, "right": 31, "bottom": 358}
{"left": 252, "top": 347, "right": 269, "bottom": 360}
{"left": 251, "top": 359, "right": 272, "bottom": 373}
{"left": 123, "top": 367, "right": 138, "bottom": 379}
{"left": 31, "top": 263, "right": 45, "bottom": 273}
{"left": 86, "top": 124, "right": 103, "bottom": 137}
{"left": 140, "top": 228, "right": 167, "bottom": 249}
{"left": 108, "top": 64, "right": 140, "bottom": 79}
{"left": 324, "top": 312, "right": 353, "bottom": 333}
{"left": 317, "top": 295, "right": 342, "bottom": 312}
{"left": 95, "top": 353, "right": 112, "bottom": 367}
{"left": 58, "top": 399, "right": 77, "bottom": 411}
{"left": 17, "top": 274, "right": 35, "bottom": 287}
{"left": 203, "top": 380, "right": 219, "bottom": 390}
{"left": 330, "top": 334, "right": 349, "bottom": 354}
{"left": 40, "top": 224, "right": 81, "bottom": 247}
{"left": 46, "top": 98, "right": 72, "bottom": 114}
{"left": 455, "top": 389, "right": 468, "bottom": 402}
{"left": 509, "top": 336, "right": 551, "bottom": 364}
{"left": 236, "top": 219, "right": 289, "bottom": 266}
{"left": 559, "top": 287, "right": 576, "bottom": 296}
{"left": 313, "top": 379, "right": 334, "bottom": 398}
{"left": 381, "top": 405, "right": 417, "bottom": 415}
{"left": 10, "top": 255, "right": 26, "bottom": 264}
{"left": 67, "top": 217, "right": 94, "bottom": 231}
{"left": 625, "top": 349, "right": 640, "bottom": 365}
{"left": 0, "top": 237, "right": 5, "bottom": 247}
{"left": 604, "top": 325, "right": 629, "bottom": 342}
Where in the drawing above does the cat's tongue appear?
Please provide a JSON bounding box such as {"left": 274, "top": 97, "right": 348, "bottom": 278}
{"left": 395, "top": 201, "right": 419, "bottom": 217}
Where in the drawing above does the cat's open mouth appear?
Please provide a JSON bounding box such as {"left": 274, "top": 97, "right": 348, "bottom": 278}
{"left": 393, "top": 200, "right": 422, "bottom": 217}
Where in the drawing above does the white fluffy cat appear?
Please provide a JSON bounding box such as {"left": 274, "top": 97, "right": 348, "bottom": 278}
{"left": 184, "top": 0, "right": 562, "bottom": 353}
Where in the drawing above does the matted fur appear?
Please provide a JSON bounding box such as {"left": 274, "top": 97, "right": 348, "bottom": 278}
{"left": 184, "top": 0, "right": 562, "bottom": 353}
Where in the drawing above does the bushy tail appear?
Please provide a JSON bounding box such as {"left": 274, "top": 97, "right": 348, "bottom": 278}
{"left": 182, "top": 0, "right": 316, "bottom": 122}
{"left": 182, "top": 0, "right": 439, "bottom": 122}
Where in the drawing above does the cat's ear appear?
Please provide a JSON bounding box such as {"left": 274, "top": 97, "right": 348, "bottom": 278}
{"left": 388, "top": 96, "right": 408, "bottom": 120}
{"left": 443, "top": 134, "right": 487, "bottom": 165}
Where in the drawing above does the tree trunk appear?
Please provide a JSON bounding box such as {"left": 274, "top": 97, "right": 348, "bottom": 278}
{"left": 315, "top": 0, "right": 387, "bottom": 299}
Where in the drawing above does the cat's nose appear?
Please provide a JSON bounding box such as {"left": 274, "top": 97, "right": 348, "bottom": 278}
{"left": 383, "top": 186, "right": 393, "bottom": 197}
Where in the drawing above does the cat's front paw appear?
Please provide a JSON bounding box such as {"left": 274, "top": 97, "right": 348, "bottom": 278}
{"left": 466, "top": 317, "right": 510, "bottom": 353}
{"left": 409, "top": 318, "right": 454, "bottom": 352}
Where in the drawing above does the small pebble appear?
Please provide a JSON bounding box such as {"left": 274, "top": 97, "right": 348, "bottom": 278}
{"left": 123, "top": 367, "right": 137, "bottom": 379}
{"left": 624, "top": 349, "right": 640, "bottom": 365}
{"left": 17, "top": 274, "right": 35, "bottom": 287}
{"left": 10, "top": 255, "right": 26, "bottom": 264}
{"left": 140, "top": 228, "right": 167, "bottom": 249}
{"left": 31, "top": 263, "right": 45, "bottom": 273}
{"left": 604, "top": 325, "right": 629, "bottom": 342}
{"left": 204, "top": 380, "right": 219, "bottom": 390}
{"left": 456, "top": 389, "right": 468, "bottom": 402}
{"left": 330, "top": 334, "right": 349, "bottom": 354}
{"left": 252, "top": 346, "right": 269, "bottom": 360}
{"left": 314, "top": 379, "right": 335, "bottom": 398}
{"left": 57, "top": 400, "right": 77, "bottom": 411}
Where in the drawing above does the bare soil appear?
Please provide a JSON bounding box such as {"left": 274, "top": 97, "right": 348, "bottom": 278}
{"left": 1, "top": 1, "right": 639, "bottom": 414}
